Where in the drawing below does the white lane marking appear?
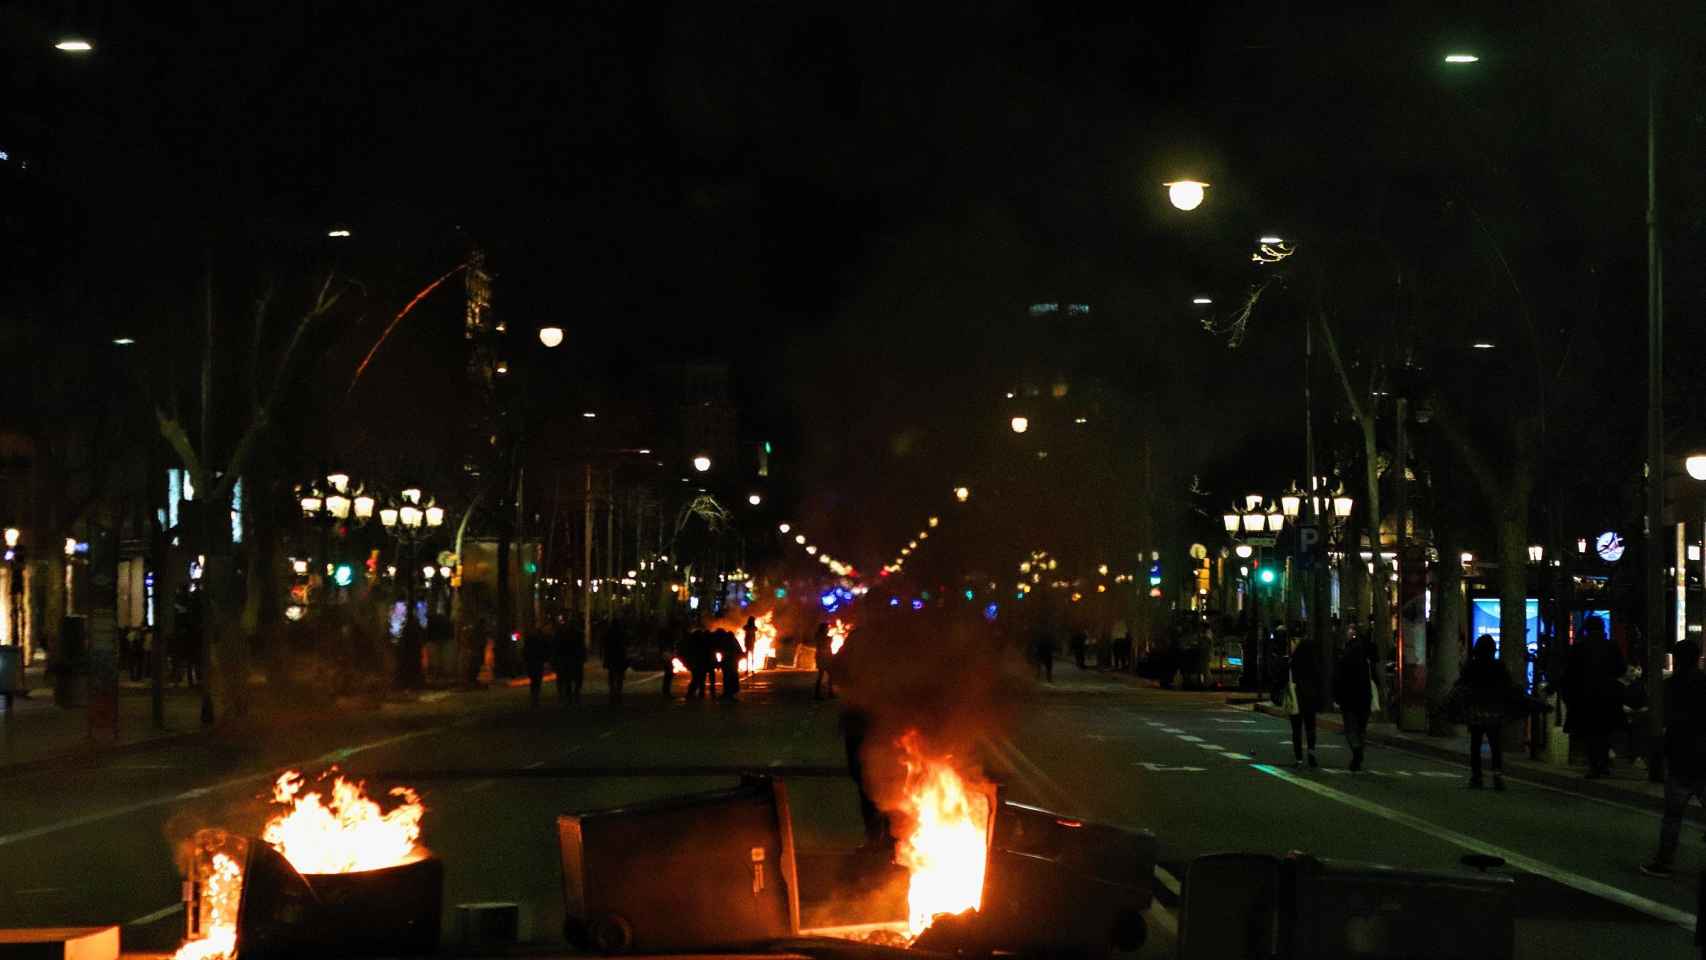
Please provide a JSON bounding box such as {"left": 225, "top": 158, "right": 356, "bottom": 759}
{"left": 1145, "top": 901, "right": 1178, "bottom": 939}
{"left": 1154, "top": 865, "right": 1182, "bottom": 898}
{"left": 525, "top": 760, "right": 545, "bottom": 769}
{"left": 0, "top": 726, "right": 443, "bottom": 848}
{"left": 598, "top": 730, "right": 615, "bottom": 740}
{"left": 1213, "top": 719, "right": 1257, "bottom": 724}
{"left": 1220, "top": 752, "right": 1253, "bottom": 760}
{"left": 127, "top": 902, "right": 185, "bottom": 925}
{"left": 460, "top": 779, "right": 494, "bottom": 795}
{"left": 1135, "top": 762, "right": 1206, "bottom": 772}
{"left": 1252, "top": 763, "right": 1698, "bottom": 932}
{"left": 1161, "top": 728, "right": 1185, "bottom": 734}
{"left": 1281, "top": 740, "right": 1343, "bottom": 749}
{"left": 1177, "top": 735, "right": 1204, "bottom": 742}
{"left": 1194, "top": 744, "right": 1227, "bottom": 751}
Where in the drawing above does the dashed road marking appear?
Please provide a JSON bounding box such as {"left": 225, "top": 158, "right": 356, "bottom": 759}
{"left": 1220, "top": 752, "right": 1253, "bottom": 760}
{"left": 1194, "top": 744, "right": 1227, "bottom": 751}
{"left": 1177, "top": 735, "right": 1204, "bottom": 742}
{"left": 1135, "top": 762, "right": 1207, "bottom": 772}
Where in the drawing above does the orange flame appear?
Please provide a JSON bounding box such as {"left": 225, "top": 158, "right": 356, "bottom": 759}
{"left": 828, "top": 619, "right": 850, "bottom": 656}
{"left": 261, "top": 769, "right": 425, "bottom": 875}
{"left": 894, "top": 731, "right": 992, "bottom": 938}
{"left": 171, "top": 851, "right": 241, "bottom": 960}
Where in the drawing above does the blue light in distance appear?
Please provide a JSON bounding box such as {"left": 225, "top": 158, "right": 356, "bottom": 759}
{"left": 332, "top": 563, "right": 355, "bottom": 588}
{"left": 983, "top": 602, "right": 999, "bottom": 622}
{"left": 964, "top": 589, "right": 975, "bottom": 601}
{"left": 820, "top": 592, "right": 837, "bottom": 609}
{"left": 889, "top": 597, "right": 900, "bottom": 607}
{"left": 911, "top": 599, "right": 925, "bottom": 611}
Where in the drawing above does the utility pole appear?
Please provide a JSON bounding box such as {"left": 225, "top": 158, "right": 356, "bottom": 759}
{"left": 583, "top": 463, "right": 593, "bottom": 663}
{"left": 1643, "top": 54, "right": 1667, "bottom": 776}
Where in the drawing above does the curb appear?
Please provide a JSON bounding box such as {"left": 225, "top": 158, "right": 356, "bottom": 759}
{"left": 1249, "top": 702, "right": 1700, "bottom": 821}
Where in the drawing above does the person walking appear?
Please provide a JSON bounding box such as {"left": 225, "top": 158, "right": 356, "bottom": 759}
{"left": 1641, "top": 639, "right": 1706, "bottom": 877}
{"left": 1284, "top": 633, "right": 1323, "bottom": 768}
{"left": 602, "top": 618, "right": 630, "bottom": 705}
{"left": 1070, "top": 631, "right": 1088, "bottom": 670}
{"left": 715, "top": 628, "right": 742, "bottom": 701}
{"left": 523, "top": 625, "right": 549, "bottom": 708}
{"left": 1333, "top": 628, "right": 1380, "bottom": 772}
{"left": 813, "top": 622, "right": 835, "bottom": 700}
{"left": 1564, "top": 616, "right": 1626, "bottom": 778}
{"left": 1456, "top": 634, "right": 1518, "bottom": 790}
{"left": 555, "top": 614, "right": 586, "bottom": 703}
{"left": 1033, "top": 627, "right": 1056, "bottom": 683}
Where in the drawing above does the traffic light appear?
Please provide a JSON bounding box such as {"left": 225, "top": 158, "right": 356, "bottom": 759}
{"left": 1258, "top": 567, "right": 1277, "bottom": 585}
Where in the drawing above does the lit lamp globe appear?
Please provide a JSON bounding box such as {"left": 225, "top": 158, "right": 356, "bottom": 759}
{"left": 1687, "top": 453, "right": 1706, "bottom": 481}
{"left": 954, "top": 486, "right": 971, "bottom": 502}
{"left": 1010, "top": 416, "right": 1029, "bottom": 434}
{"left": 325, "top": 493, "right": 351, "bottom": 520}
{"left": 1222, "top": 511, "right": 1240, "bottom": 534}
{"left": 538, "top": 326, "right": 565, "bottom": 348}
{"left": 693, "top": 455, "right": 712, "bottom": 473}
{"left": 424, "top": 505, "right": 446, "bottom": 527}
{"left": 1164, "top": 180, "right": 1209, "bottom": 211}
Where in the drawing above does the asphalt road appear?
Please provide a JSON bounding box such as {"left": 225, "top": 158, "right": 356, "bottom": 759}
{"left": 0, "top": 664, "right": 1698, "bottom": 958}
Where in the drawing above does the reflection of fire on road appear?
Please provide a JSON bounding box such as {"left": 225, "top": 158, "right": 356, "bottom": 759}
{"left": 173, "top": 768, "right": 426, "bottom": 960}
{"left": 828, "top": 619, "right": 850, "bottom": 656}
{"left": 893, "top": 730, "right": 993, "bottom": 939}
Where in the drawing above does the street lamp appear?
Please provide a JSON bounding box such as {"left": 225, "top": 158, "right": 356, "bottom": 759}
{"left": 3, "top": 528, "right": 18, "bottom": 549}
{"left": 538, "top": 326, "right": 565, "bottom": 348}
{"left": 1687, "top": 453, "right": 1706, "bottom": 481}
{"left": 1527, "top": 544, "right": 1545, "bottom": 563}
{"left": 1223, "top": 509, "right": 1241, "bottom": 534}
{"left": 1241, "top": 510, "right": 1265, "bottom": 534}
{"left": 1280, "top": 483, "right": 1303, "bottom": 519}
{"left": 1164, "top": 180, "right": 1209, "bottom": 211}
{"left": 1265, "top": 509, "right": 1284, "bottom": 533}
{"left": 379, "top": 488, "right": 446, "bottom": 689}
{"left": 1010, "top": 416, "right": 1029, "bottom": 434}
{"left": 954, "top": 486, "right": 971, "bottom": 502}
{"left": 693, "top": 455, "right": 712, "bottom": 473}
{"left": 1444, "top": 53, "right": 1480, "bottom": 63}
{"left": 778, "top": 523, "right": 791, "bottom": 534}
{"left": 55, "top": 38, "right": 93, "bottom": 52}
{"left": 748, "top": 493, "right": 763, "bottom": 506}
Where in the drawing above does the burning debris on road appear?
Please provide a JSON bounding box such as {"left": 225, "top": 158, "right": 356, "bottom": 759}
{"left": 892, "top": 731, "right": 994, "bottom": 939}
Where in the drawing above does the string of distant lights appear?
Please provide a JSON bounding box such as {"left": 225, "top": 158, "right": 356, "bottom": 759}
{"left": 881, "top": 485, "right": 971, "bottom": 577}
{"left": 776, "top": 522, "right": 855, "bottom": 578}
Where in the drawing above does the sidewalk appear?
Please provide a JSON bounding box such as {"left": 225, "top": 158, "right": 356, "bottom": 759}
{"left": 1249, "top": 701, "right": 1692, "bottom": 821}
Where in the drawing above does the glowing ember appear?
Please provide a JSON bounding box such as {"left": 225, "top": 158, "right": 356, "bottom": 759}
{"left": 828, "top": 619, "right": 850, "bottom": 655}
{"left": 172, "top": 851, "right": 240, "bottom": 960}
{"left": 262, "top": 769, "right": 425, "bottom": 875}
{"left": 893, "top": 731, "right": 992, "bottom": 938}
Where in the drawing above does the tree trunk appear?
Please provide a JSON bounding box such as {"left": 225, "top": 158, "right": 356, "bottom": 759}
{"left": 1496, "top": 507, "right": 1530, "bottom": 751}
{"left": 1429, "top": 523, "right": 1465, "bottom": 735}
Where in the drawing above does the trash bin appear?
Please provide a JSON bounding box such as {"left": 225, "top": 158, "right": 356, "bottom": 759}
{"left": 1179, "top": 851, "right": 1515, "bottom": 960}
{"left": 917, "top": 796, "right": 1157, "bottom": 959}
{"left": 557, "top": 775, "right": 800, "bottom": 953}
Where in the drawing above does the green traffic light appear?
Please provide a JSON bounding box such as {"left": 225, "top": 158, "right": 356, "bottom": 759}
{"left": 1259, "top": 568, "right": 1276, "bottom": 584}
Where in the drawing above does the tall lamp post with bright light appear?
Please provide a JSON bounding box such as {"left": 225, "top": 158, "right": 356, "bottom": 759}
{"left": 379, "top": 487, "right": 445, "bottom": 689}
{"left": 1164, "top": 180, "right": 1209, "bottom": 211}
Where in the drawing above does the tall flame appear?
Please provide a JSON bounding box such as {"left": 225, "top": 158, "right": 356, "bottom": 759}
{"left": 894, "top": 731, "right": 992, "bottom": 938}
{"left": 262, "top": 770, "right": 425, "bottom": 874}
{"left": 172, "top": 851, "right": 241, "bottom": 960}
{"left": 827, "top": 619, "right": 850, "bottom": 656}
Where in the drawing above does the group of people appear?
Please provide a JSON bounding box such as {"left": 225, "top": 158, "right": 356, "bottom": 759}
{"left": 1277, "top": 628, "right": 1383, "bottom": 772}
{"left": 521, "top": 612, "right": 592, "bottom": 706}
{"left": 676, "top": 621, "right": 747, "bottom": 702}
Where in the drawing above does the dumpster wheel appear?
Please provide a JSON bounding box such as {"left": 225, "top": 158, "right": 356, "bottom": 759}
{"left": 586, "top": 912, "right": 635, "bottom": 955}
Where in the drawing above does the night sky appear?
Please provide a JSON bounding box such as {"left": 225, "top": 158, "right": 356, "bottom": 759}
{"left": 3, "top": 1, "right": 1700, "bottom": 575}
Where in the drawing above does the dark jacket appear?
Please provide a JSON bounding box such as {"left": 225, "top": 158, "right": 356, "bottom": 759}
{"left": 1288, "top": 639, "right": 1325, "bottom": 714}
{"left": 1332, "top": 639, "right": 1378, "bottom": 714}
{"left": 602, "top": 623, "right": 630, "bottom": 671}
{"left": 1663, "top": 647, "right": 1706, "bottom": 777}
{"left": 1458, "top": 640, "right": 1517, "bottom": 726}
{"left": 1563, "top": 639, "right": 1626, "bottom": 736}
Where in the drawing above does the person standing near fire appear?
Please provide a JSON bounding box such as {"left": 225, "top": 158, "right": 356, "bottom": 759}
{"left": 813, "top": 622, "right": 835, "bottom": 699}
{"left": 603, "top": 618, "right": 630, "bottom": 705}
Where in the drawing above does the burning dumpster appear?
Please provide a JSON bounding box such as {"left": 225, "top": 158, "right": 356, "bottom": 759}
{"left": 557, "top": 775, "right": 800, "bottom": 954}
{"left": 172, "top": 769, "right": 440, "bottom": 960}
{"left": 892, "top": 732, "right": 1156, "bottom": 958}
{"left": 1178, "top": 851, "right": 1515, "bottom": 960}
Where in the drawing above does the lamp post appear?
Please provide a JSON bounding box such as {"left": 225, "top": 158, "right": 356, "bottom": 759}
{"left": 379, "top": 487, "right": 445, "bottom": 689}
